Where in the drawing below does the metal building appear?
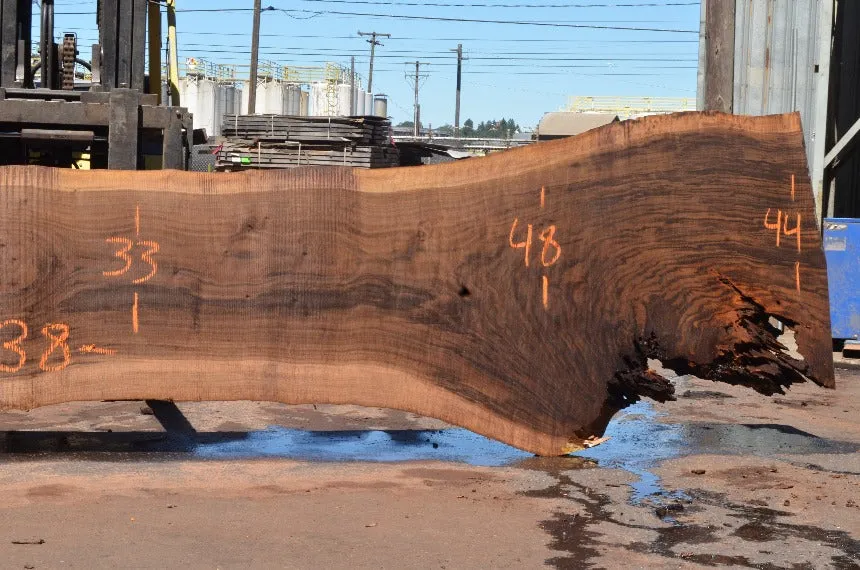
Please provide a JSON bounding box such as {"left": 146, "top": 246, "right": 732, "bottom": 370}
{"left": 698, "top": 0, "right": 860, "bottom": 221}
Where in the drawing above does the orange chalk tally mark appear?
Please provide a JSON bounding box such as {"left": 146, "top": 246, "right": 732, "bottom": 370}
{"left": 78, "top": 344, "right": 117, "bottom": 356}
{"left": 542, "top": 275, "right": 549, "bottom": 309}
{"left": 764, "top": 208, "right": 782, "bottom": 247}
{"left": 795, "top": 261, "right": 801, "bottom": 292}
{"left": 790, "top": 174, "right": 795, "bottom": 201}
{"left": 509, "top": 218, "right": 534, "bottom": 267}
{"left": 540, "top": 186, "right": 546, "bottom": 209}
{"left": 0, "top": 319, "right": 28, "bottom": 373}
{"left": 538, "top": 225, "right": 562, "bottom": 267}
{"left": 135, "top": 204, "right": 141, "bottom": 237}
{"left": 783, "top": 212, "right": 801, "bottom": 253}
{"left": 132, "top": 292, "right": 139, "bottom": 334}
{"left": 39, "top": 323, "right": 71, "bottom": 372}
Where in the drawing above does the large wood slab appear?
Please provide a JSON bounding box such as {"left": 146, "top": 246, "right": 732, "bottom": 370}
{"left": 0, "top": 112, "right": 833, "bottom": 455}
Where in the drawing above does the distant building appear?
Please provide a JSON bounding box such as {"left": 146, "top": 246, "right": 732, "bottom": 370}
{"left": 536, "top": 112, "right": 619, "bottom": 141}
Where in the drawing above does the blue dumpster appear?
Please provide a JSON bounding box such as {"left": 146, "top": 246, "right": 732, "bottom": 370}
{"left": 824, "top": 218, "right": 860, "bottom": 345}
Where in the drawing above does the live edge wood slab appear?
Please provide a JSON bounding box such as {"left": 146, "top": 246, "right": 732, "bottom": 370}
{"left": 0, "top": 112, "right": 834, "bottom": 455}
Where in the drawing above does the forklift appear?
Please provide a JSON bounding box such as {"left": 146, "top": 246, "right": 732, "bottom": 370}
{"left": 0, "top": 0, "right": 193, "bottom": 170}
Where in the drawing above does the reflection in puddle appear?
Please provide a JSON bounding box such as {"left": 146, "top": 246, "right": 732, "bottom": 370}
{"left": 575, "top": 401, "right": 686, "bottom": 502}
{"left": 194, "top": 428, "right": 532, "bottom": 467}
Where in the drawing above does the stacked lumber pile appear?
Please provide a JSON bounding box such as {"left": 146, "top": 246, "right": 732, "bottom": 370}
{"left": 216, "top": 114, "right": 399, "bottom": 170}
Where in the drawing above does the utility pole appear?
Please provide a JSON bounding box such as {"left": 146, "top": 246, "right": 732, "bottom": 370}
{"left": 703, "top": 0, "right": 734, "bottom": 113}
{"left": 248, "top": 0, "right": 262, "bottom": 114}
{"left": 350, "top": 56, "right": 355, "bottom": 115}
{"left": 450, "top": 44, "right": 467, "bottom": 138}
{"left": 358, "top": 30, "right": 390, "bottom": 93}
{"left": 406, "top": 61, "right": 428, "bottom": 137}
{"left": 166, "top": 0, "right": 179, "bottom": 106}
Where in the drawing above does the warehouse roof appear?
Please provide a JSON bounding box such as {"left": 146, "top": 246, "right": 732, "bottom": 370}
{"left": 537, "top": 112, "right": 620, "bottom": 139}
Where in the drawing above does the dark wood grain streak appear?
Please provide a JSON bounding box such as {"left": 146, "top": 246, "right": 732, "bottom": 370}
{"left": 0, "top": 112, "right": 833, "bottom": 455}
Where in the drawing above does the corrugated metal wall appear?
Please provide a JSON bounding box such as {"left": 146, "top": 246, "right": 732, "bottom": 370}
{"left": 732, "top": 0, "right": 825, "bottom": 177}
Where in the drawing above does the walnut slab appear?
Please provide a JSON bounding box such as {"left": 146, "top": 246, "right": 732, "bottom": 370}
{"left": 0, "top": 112, "right": 834, "bottom": 455}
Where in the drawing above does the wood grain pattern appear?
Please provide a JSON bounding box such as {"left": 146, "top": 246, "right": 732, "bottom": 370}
{"left": 0, "top": 112, "right": 834, "bottom": 455}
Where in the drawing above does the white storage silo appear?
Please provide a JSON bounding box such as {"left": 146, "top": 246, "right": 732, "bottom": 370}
{"left": 214, "top": 84, "right": 226, "bottom": 136}
{"left": 211, "top": 84, "right": 241, "bottom": 136}
{"left": 373, "top": 95, "right": 388, "bottom": 118}
{"left": 180, "top": 78, "right": 218, "bottom": 139}
{"left": 356, "top": 89, "right": 366, "bottom": 116}
{"left": 224, "top": 85, "right": 241, "bottom": 115}
{"left": 373, "top": 95, "right": 388, "bottom": 117}
{"left": 364, "top": 93, "right": 372, "bottom": 116}
{"left": 241, "top": 80, "right": 269, "bottom": 114}
{"left": 261, "top": 81, "right": 284, "bottom": 114}
{"left": 282, "top": 85, "right": 297, "bottom": 115}
{"left": 310, "top": 82, "right": 328, "bottom": 116}
{"left": 299, "top": 90, "right": 309, "bottom": 116}
{"left": 337, "top": 83, "right": 351, "bottom": 116}
{"left": 178, "top": 78, "right": 197, "bottom": 122}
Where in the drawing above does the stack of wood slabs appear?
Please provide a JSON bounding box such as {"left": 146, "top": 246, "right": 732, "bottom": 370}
{"left": 217, "top": 114, "right": 399, "bottom": 170}
{"left": 222, "top": 114, "right": 393, "bottom": 145}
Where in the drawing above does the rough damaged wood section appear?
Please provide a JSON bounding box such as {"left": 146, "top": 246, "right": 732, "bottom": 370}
{"left": 0, "top": 112, "right": 834, "bottom": 455}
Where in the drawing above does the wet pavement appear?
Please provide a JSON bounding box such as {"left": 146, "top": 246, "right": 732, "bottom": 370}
{"left": 0, "top": 371, "right": 858, "bottom": 568}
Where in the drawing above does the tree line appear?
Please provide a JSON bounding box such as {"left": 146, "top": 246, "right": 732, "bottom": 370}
{"left": 396, "top": 118, "right": 522, "bottom": 138}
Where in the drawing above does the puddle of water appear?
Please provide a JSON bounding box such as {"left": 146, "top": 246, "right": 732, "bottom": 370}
{"left": 571, "top": 400, "right": 860, "bottom": 502}
{"left": 3, "top": 400, "right": 855, "bottom": 476}
{"left": 194, "top": 427, "right": 532, "bottom": 467}
{"left": 574, "top": 401, "right": 687, "bottom": 503}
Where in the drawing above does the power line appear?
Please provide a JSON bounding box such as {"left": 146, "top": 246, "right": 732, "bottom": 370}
{"left": 168, "top": 48, "right": 697, "bottom": 64}
{"left": 273, "top": 8, "right": 700, "bottom": 32}
{"left": 56, "top": 6, "right": 698, "bottom": 33}
{"left": 172, "top": 52, "right": 696, "bottom": 70}
{"left": 62, "top": 28, "right": 700, "bottom": 43}
{"left": 298, "top": 0, "right": 699, "bottom": 8}
{"left": 187, "top": 52, "right": 699, "bottom": 62}
{"left": 137, "top": 41, "right": 695, "bottom": 57}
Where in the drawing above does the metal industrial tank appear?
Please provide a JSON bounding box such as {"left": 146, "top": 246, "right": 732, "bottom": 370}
{"left": 263, "top": 81, "right": 285, "bottom": 114}
{"left": 198, "top": 80, "right": 217, "bottom": 138}
{"left": 285, "top": 85, "right": 301, "bottom": 115}
{"left": 217, "top": 85, "right": 240, "bottom": 135}
{"left": 373, "top": 95, "right": 388, "bottom": 118}
{"left": 310, "top": 82, "right": 328, "bottom": 116}
{"left": 299, "top": 90, "right": 309, "bottom": 116}
{"left": 364, "top": 93, "right": 373, "bottom": 116}
{"left": 178, "top": 78, "right": 197, "bottom": 118}
{"left": 241, "top": 80, "right": 266, "bottom": 114}
{"left": 224, "top": 85, "right": 241, "bottom": 115}
{"left": 179, "top": 78, "right": 217, "bottom": 138}
{"left": 356, "top": 89, "right": 366, "bottom": 116}
{"left": 214, "top": 84, "right": 226, "bottom": 136}
{"left": 337, "top": 84, "right": 352, "bottom": 116}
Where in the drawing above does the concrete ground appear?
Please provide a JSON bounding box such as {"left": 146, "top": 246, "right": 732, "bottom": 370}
{"left": 0, "top": 368, "right": 857, "bottom": 569}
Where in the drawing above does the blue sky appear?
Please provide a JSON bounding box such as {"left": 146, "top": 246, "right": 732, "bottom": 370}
{"left": 52, "top": 0, "right": 700, "bottom": 129}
